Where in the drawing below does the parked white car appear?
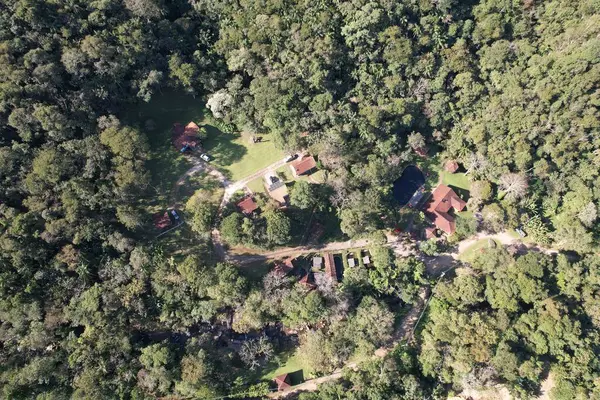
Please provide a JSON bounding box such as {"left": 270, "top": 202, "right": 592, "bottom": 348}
{"left": 200, "top": 153, "right": 211, "bottom": 162}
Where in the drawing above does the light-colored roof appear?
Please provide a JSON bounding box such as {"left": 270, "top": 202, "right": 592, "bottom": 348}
{"left": 363, "top": 256, "right": 371, "bottom": 264}
{"left": 348, "top": 258, "right": 355, "bottom": 267}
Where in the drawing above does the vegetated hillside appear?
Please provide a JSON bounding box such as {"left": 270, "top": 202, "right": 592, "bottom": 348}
{"left": 0, "top": 0, "right": 598, "bottom": 399}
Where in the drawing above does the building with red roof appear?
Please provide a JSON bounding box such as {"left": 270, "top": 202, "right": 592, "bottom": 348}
{"left": 290, "top": 155, "right": 317, "bottom": 177}
{"left": 153, "top": 211, "right": 172, "bottom": 230}
{"left": 444, "top": 160, "right": 459, "bottom": 173}
{"left": 274, "top": 258, "right": 294, "bottom": 276}
{"left": 425, "top": 226, "right": 437, "bottom": 239}
{"left": 273, "top": 373, "right": 292, "bottom": 391}
{"left": 323, "top": 253, "right": 338, "bottom": 284}
{"left": 237, "top": 196, "right": 259, "bottom": 215}
{"left": 299, "top": 272, "right": 316, "bottom": 290}
{"left": 422, "top": 184, "right": 466, "bottom": 235}
{"left": 172, "top": 122, "right": 201, "bottom": 152}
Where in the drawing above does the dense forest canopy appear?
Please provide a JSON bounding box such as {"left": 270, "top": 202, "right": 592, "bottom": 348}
{"left": 0, "top": 0, "right": 599, "bottom": 399}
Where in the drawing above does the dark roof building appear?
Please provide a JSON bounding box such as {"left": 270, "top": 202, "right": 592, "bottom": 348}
{"left": 237, "top": 196, "right": 259, "bottom": 215}
{"left": 290, "top": 155, "right": 317, "bottom": 176}
{"left": 422, "top": 184, "right": 467, "bottom": 234}
{"left": 153, "top": 211, "right": 172, "bottom": 230}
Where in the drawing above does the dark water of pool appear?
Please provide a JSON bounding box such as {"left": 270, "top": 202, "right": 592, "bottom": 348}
{"left": 392, "top": 165, "right": 425, "bottom": 205}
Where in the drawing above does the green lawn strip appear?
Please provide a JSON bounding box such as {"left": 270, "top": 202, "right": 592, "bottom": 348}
{"left": 261, "top": 350, "right": 309, "bottom": 380}
{"left": 247, "top": 177, "right": 266, "bottom": 194}
{"left": 459, "top": 238, "right": 500, "bottom": 262}
{"left": 202, "top": 129, "right": 284, "bottom": 181}
{"left": 440, "top": 171, "right": 470, "bottom": 191}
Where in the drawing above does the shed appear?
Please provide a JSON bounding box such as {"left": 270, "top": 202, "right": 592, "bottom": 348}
{"left": 425, "top": 227, "right": 437, "bottom": 239}
{"left": 172, "top": 122, "right": 201, "bottom": 152}
{"left": 444, "top": 160, "right": 459, "bottom": 173}
{"left": 153, "top": 212, "right": 172, "bottom": 230}
{"left": 348, "top": 258, "right": 356, "bottom": 268}
{"left": 274, "top": 258, "right": 294, "bottom": 276}
{"left": 363, "top": 255, "right": 371, "bottom": 265}
{"left": 312, "top": 257, "right": 323, "bottom": 269}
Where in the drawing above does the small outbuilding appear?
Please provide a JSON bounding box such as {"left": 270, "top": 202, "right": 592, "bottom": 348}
{"left": 172, "top": 122, "right": 201, "bottom": 152}
{"left": 323, "top": 253, "right": 337, "bottom": 284}
{"left": 444, "top": 160, "right": 460, "bottom": 173}
{"left": 425, "top": 226, "right": 437, "bottom": 239}
{"left": 153, "top": 211, "right": 172, "bottom": 230}
{"left": 273, "top": 374, "right": 292, "bottom": 391}
{"left": 312, "top": 256, "right": 323, "bottom": 269}
{"left": 348, "top": 257, "right": 356, "bottom": 268}
{"left": 299, "top": 273, "right": 316, "bottom": 290}
{"left": 274, "top": 258, "right": 295, "bottom": 276}
{"left": 363, "top": 255, "right": 371, "bottom": 265}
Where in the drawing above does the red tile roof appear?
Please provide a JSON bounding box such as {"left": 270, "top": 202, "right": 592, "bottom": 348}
{"left": 274, "top": 258, "right": 294, "bottom": 276}
{"left": 153, "top": 211, "right": 172, "bottom": 230}
{"left": 425, "top": 226, "right": 437, "bottom": 239}
{"left": 291, "top": 156, "right": 317, "bottom": 176}
{"left": 274, "top": 373, "right": 291, "bottom": 391}
{"left": 444, "top": 160, "right": 459, "bottom": 173}
{"left": 423, "top": 184, "right": 466, "bottom": 234}
{"left": 323, "top": 253, "right": 337, "bottom": 283}
{"left": 172, "top": 122, "right": 201, "bottom": 151}
{"left": 237, "top": 196, "right": 259, "bottom": 215}
{"left": 299, "top": 273, "right": 316, "bottom": 290}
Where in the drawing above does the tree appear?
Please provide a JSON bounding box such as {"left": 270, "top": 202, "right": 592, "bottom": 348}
{"left": 291, "top": 181, "right": 321, "bottom": 210}
{"left": 186, "top": 196, "right": 216, "bottom": 233}
{"left": 419, "top": 239, "right": 440, "bottom": 256}
{"left": 264, "top": 210, "right": 291, "bottom": 245}
{"left": 220, "top": 213, "right": 244, "bottom": 245}
{"left": 498, "top": 173, "right": 528, "bottom": 202}
{"left": 578, "top": 201, "right": 597, "bottom": 228}
{"left": 239, "top": 336, "right": 274, "bottom": 370}
{"left": 454, "top": 213, "right": 478, "bottom": 239}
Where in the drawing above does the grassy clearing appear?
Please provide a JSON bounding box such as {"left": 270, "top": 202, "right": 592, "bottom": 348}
{"left": 203, "top": 130, "right": 284, "bottom": 181}
{"left": 459, "top": 238, "right": 500, "bottom": 261}
{"left": 247, "top": 177, "right": 266, "bottom": 194}
{"left": 261, "top": 350, "right": 309, "bottom": 380}
{"left": 440, "top": 171, "right": 470, "bottom": 191}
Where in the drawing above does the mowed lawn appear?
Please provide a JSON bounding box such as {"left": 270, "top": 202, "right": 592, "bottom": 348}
{"left": 202, "top": 128, "right": 284, "bottom": 181}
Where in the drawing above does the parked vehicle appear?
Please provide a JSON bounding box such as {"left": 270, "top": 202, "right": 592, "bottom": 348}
{"left": 200, "top": 153, "right": 211, "bottom": 162}
{"left": 171, "top": 210, "right": 180, "bottom": 220}
{"left": 515, "top": 227, "right": 527, "bottom": 237}
{"left": 284, "top": 154, "right": 298, "bottom": 162}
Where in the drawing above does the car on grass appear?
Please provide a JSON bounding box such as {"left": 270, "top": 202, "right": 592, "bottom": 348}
{"left": 515, "top": 227, "right": 527, "bottom": 237}
{"left": 170, "top": 210, "right": 180, "bottom": 220}
{"left": 200, "top": 153, "right": 211, "bottom": 162}
{"left": 284, "top": 154, "right": 298, "bottom": 162}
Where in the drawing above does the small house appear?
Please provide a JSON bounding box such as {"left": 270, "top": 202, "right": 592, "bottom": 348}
{"left": 172, "top": 122, "right": 201, "bottom": 152}
{"left": 153, "top": 211, "right": 172, "bottom": 231}
{"left": 290, "top": 155, "right": 317, "bottom": 177}
{"left": 299, "top": 273, "right": 316, "bottom": 290}
{"left": 273, "top": 374, "right": 292, "bottom": 391}
{"left": 237, "top": 196, "right": 259, "bottom": 215}
{"left": 274, "top": 258, "right": 294, "bottom": 276}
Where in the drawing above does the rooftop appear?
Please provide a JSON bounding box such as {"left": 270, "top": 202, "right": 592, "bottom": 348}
{"left": 237, "top": 196, "right": 259, "bottom": 215}
{"left": 423, "top": 184, "right": 466, "bottom": 234}
{"left": 291, "top": 155, "right": 317, "bottom": 176}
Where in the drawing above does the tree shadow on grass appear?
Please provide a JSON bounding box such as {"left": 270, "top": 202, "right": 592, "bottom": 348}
{"left": 202, "top": 124, "right": 247, "bottom": 169}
